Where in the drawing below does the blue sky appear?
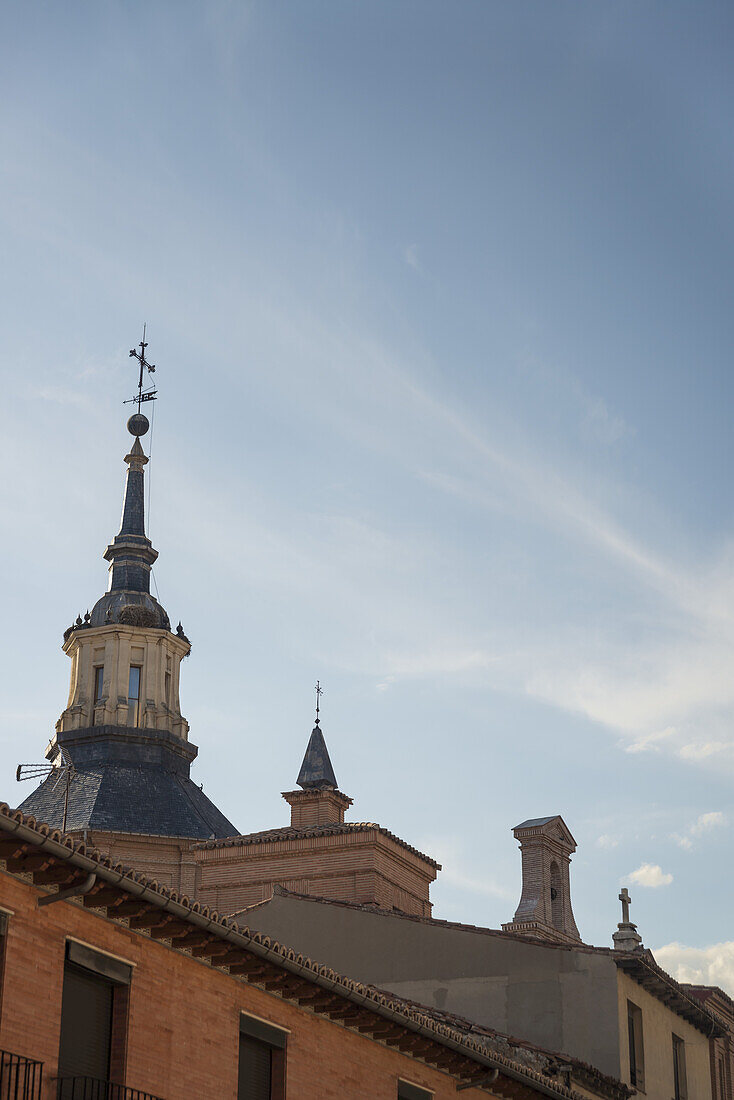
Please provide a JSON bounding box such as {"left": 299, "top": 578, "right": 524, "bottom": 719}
{"left": 2, "top": 2, "right": 734, "bottom": 990}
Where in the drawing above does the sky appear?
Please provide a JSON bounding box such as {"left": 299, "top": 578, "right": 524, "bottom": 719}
{"left": 1, "top": 2, "right": 733, "bottom": 993}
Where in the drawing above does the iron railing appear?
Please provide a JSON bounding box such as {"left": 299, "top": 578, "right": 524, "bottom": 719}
{"left": 56, "top": 1081, "right": 163, "bottom": 1100}
{"left": 0, "top": 1049, "right": 43, "bottom": 1100}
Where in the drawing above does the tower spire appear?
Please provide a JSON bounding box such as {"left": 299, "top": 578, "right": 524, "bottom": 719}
{"left": 104, "top": 406, "right": 157, "bottom": 594}
{"left": 84, "top": 334, "right": 169, "bottom": 631}
{"left": 296, "top": 683, "right": 338, "bottom": 790}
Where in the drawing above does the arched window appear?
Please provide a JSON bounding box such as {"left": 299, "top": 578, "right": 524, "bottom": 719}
{"left": 550, "top": 861, "right": 563, "bottom": 930}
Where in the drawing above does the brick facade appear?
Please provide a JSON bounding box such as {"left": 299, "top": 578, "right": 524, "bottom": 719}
{"left": 0, "top": 804, "right": 594, "bottom": 1100}
{"left": 502, "top": 816, "right": 581, "bottom": 944}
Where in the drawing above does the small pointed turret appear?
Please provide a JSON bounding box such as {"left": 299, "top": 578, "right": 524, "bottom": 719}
{"left": 297, "top": 724, "right": 338, "bottom": 790}
{"left": 283, "top": 684, "right": 352, "bottom": 827}
{"left": 296, "top": 681, "right": 338, "bottom": 789}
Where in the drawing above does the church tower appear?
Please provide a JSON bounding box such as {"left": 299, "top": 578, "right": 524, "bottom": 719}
{"left": 18, "top": 340, "right": 237, "bottom": 891}
{"left": 502, "top": 815, "right": 582, "bottom": 944}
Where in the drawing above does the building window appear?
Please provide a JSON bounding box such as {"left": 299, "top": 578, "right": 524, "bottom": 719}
{"left": 164, "top": 670, "right": 171, "bottom": 708}
{"left": 127, "top": 666, "right": 141, "bottom": 727}
{"left": 237, "top": 1014, "right": 287, "bottom": 1100}
{"left": 627, "top": 1001, "right": 645, "bottom": 1091}
{"left": 673, "top": 1035, "right": 688, "bottom": 1100}
{"left": 93, "top": 666, "right": 105, "bottom": 724}
{"left": 398, "top": 1081, "right": 433, "bottom": 1100}
{"left": 0, "top": 912, "right": 8, "bottom": 1024}
{"left": 57, "top": 941, "right": 132, "bottom": 1097}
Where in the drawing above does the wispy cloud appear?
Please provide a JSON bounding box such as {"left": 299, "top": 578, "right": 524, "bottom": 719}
{"left": 673, "top": 811, "right": 726, "bottom": 850}
{"left": 403, "top": 243, "right": 424, "bottom": 275}
{"left": 627, "top": 863, "right": 673, "bottom": 888}
{"left": 596, "top": 834, "right": 619, "bottom": 850}
{"left": 655, "top": 941, "right": 734, "bottom": 998}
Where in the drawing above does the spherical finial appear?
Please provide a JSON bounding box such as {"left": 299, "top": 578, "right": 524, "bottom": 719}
{"left": 127, "top": 412, "right": 150, "bottom": 437}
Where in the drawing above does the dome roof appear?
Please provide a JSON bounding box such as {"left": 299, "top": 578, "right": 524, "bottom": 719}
{"left": 90, "top": 590, "right": 170, "bottom": 631}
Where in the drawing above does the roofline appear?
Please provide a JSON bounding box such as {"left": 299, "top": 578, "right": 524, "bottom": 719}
{"left": 0, "top": 804, "right": 580, "bottom": 1099}
{"left": 195, "top": 822, "right": 441, "bottom": 870}
{"left": 681, "top": 983, "right": 734, "bottom": 1010}
{"left": 247, "top": 889, "right": 723, "bottom": 1038}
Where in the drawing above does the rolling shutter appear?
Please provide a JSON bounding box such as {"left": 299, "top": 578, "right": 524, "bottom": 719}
{"left": 58, "top": 963, "right": 113, "bottom": 1081}
{"left": 237, "top": 1034, "right": 271, "bottom": 1100}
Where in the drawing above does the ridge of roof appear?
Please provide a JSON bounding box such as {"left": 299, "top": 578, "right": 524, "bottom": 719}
{"left": 682, "top": 982, "right": 734, "bottom": 1009}
{"left": 194, "top": 821, "right": 441, "bottom": 869}
{"left": 247, "top": 889, "right": 723, "bottom": 1037}
{"left": 0, "top": 802, "right": 582, "bottom": 1099}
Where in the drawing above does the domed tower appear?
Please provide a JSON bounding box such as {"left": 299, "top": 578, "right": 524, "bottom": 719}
{"left": 18, "top": 340, "right": 237, "bottom": 891}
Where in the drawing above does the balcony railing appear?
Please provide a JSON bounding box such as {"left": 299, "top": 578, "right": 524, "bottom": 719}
{"left": 0, "top": 1049, "right": 43, "bottom": 1100}
{"left": 56, "top": 1081, "right": 163, "bottom": 1100}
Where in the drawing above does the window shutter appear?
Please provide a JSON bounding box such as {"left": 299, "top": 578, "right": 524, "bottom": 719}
{"left": 238, "top": 1034, "right": 271, "bottom": 1100}
{"left": 58, "top": 963, "right": 113, "bottom": 1081}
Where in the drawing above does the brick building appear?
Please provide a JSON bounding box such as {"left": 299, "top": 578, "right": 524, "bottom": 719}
{"left": 0, "top": 802, "right": 628, "bottom": 1100}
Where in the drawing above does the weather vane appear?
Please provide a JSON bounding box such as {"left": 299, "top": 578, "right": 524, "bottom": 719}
{"left": 315, "top": 681, "right": 323, "bottom": 725}
{"left": 125, "top": 323, "right": 157, "bottom": 413}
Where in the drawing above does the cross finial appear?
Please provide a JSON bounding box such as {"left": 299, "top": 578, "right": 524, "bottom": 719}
{"left": 126, "top": 323, "right": 157, "bottom": 413}
{"left": 315, "top": 680, "right": 323, "bottom": 725}
{"left": 619, "top": 887, "right": 631, "bottom": 924}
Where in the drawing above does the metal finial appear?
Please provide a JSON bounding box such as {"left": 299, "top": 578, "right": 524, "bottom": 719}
{"left": 126, "top": 323, "right": 157, "bottom": 417}
{"left": 315, "top": 680, "right": 323, "bottom": 725}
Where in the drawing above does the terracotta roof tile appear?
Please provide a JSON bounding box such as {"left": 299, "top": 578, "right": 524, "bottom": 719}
{"left": 0, "top": 802, "right": 587, "bottom": 1099}
{"left": 195, "top": 821, "right": 441, "bottom": 869}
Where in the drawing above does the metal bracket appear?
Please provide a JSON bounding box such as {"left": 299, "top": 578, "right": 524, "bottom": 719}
{"left": 38, "top": 872, "right": 97, "bottom": 907}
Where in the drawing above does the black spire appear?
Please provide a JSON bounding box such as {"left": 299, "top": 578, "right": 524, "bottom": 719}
{"left": 103, "top": 417, "right": 158, "bottom": 594}
{"left": 297, "top": 682, "right": 339, "bottom": 790}
{"left": 85, "top": 339, "right": 169, "bottom": 631}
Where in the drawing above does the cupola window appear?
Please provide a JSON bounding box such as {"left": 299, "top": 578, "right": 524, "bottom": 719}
{"left": 94, "top": 667, "right": 104, "bottom": 711}
{"left": 128, "top": 666, "right": 142, "bottom": 727}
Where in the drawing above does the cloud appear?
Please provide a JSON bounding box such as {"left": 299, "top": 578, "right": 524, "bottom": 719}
{"left": 403, "top": 243, "right": 424, "bottom": 275}
{"left": 582, "top": 397, "right": 629, "bottom": 447}
{"left": 678, "top": 741, "right": 730, "bottom": 761}
{"left": 674, "top": 811, "right": 726, "bottom": 849}
{"left": 624, "top": 727, "right": 677, "bottom": 754}
{"left": 596, "top": 834, "right": 619, "bottom": 849}
{"left": 691, "top": 811, "right": 726, "bottom": 835}
{"left": 654, "top": 941, "right": 734, "bottom": 998}
{"left": 627, "top": 863, "right": 673, "bottom": 888}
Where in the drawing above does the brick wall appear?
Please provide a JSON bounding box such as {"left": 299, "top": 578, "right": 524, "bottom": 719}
{"left": 194, "top": 830, "right": 436, "bottom": 917}
{"left": 0, "top": 870, "right": 483, "bottom": 1100}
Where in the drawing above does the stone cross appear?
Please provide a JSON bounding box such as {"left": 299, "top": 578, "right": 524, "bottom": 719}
{"left": 619, "top": 887, "right": 631, "bottom": 924}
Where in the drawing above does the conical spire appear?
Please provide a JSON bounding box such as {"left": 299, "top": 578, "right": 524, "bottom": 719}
{"left": 103, "top": 413, "right": 158, "bottom": 594}
{"left": 297, "top": 725, "right": 338, "bottom": 790}
{"left": 297, "top": 682, "right": 338, "bottom": 790}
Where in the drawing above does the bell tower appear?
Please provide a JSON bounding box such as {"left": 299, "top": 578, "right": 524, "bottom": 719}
{"left": 502, "top": 815, "right": 582, "bottom": 944}
{"left": 18, "top": 337, "right": 237, "bottom": 891}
